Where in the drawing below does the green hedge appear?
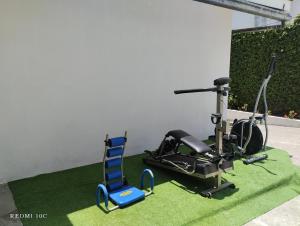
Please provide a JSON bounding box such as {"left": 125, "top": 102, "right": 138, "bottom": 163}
{"left": 230, "top": 24, "right": 300, "bottom": 116}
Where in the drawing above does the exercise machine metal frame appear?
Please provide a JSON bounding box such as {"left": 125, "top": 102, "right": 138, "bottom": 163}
{"left": 96, "top": 132, "right": 154, "bottom": 212}
{"left": 144, "top": 78, "right": 235, "bottom": 198}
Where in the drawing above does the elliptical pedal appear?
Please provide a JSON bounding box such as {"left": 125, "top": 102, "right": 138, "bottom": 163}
{"left": 243, "top": 154, "right": 268, "bottom": 165}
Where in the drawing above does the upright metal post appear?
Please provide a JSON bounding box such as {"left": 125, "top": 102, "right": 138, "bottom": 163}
{"left": 216, "top": 85, "right": 223, "bottom": 155}
{"left": 121, "top": 131, "right": 127, "bottom": 182}
{"left": 103, "top": 134, "right": 109, "bottom": 186}
{"left": 215, "top": 84, "right": 224, "bottom": 187}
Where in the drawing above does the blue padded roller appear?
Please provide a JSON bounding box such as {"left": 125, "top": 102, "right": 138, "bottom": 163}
{"left": 107, "top": 181, "right": 123, "bottom": 191}
{"left": 107, "top": 147, "right": 124, "bottom": 157}
{"left": 105, "top": 158, "right": 122, "bottom": 168}
{"left": 107, "top": 137, "right": 126, "bottom": 147}
{"left": 105, "top": 170, "right": 122, "bottom": 181}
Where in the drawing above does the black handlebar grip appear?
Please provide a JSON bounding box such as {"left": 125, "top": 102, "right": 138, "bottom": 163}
{"left": 174, "top": 90, "right": 186, "bottom": 94}
{"left": 174, "top": 87, "right": 217, "bottom": 95}
{"left": 266, "top": 53, "right": 276, "bottom": 78}
{"left": 174, "top": 89, "right": 206, "bottom": 94}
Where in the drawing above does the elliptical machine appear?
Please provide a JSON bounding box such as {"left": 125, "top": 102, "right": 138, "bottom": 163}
{"left": 230, "top": 54, "right": 277, "bottom": 164}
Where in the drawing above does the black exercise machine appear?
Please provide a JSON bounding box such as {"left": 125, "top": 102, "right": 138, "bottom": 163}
{"left": 230, "top": 54, "right": 277, "bottom": 164}
{"left": 144, "top": 78, "right": 236, "bottom": 198}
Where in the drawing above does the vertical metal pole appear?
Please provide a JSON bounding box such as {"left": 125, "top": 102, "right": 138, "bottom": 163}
{"left": 216, "top": 85, "right": 223, "bottom": 155}
{"left": 240, "top": 121, "right": 245, "bottom": 149}
{"left": 216, "top": 85, "right": 224, "bottom": 187}
{"left": 121, "top": 131, "right": 127, "bottom": 183}
{"left": 103, "top": 134, "right": 109, "bottom": 186}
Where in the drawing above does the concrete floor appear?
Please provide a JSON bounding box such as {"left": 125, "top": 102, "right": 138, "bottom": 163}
{"left": 0, "top": 125, "right": 299, "bottom": 226}
{"left": 244, "top": 125, "right": 300, "bottom": 226}
{"left": 244, "top": 196, "right": 300, "bottom": 226}
{"left": 0, "top": 184, "right": 22, "bottom": 226}
{"left": 262, "top": 125, "right": 300, "bottom": 166}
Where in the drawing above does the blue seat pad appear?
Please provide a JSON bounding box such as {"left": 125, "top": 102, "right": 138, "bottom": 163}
{"left": 108, "top": 186, "right": 145, "bottom": 207}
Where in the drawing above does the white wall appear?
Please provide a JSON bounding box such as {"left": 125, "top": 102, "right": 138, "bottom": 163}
{"left": 0, "top": 0, "right": 232, "bottom": 182}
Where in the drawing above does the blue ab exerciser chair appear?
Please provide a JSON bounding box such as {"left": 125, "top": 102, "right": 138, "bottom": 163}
{"left": 96, "top": 131, "right": 154, "bottom": 212}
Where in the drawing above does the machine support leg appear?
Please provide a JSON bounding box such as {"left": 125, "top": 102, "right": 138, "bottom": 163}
{"left": 201, "top": 181, "right": 235, "bottom": 198}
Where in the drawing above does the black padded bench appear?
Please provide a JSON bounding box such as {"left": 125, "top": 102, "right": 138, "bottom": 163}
{"left": 166, "top": 130, "right": 211, "bottom": 154}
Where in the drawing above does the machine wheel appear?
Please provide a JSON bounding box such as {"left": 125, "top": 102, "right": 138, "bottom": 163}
{"left": 231, "top": 120, "right": 263, "bottom": 155}
{"left": 201, "top": 192, "right": 212, "bottom": 198}
{"left": 229, "top": 184, "right": 236, "bottom": 189}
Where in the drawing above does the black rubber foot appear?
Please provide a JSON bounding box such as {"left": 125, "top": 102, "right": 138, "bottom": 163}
{"left": 201, "top": 191, "right": 213, "bottom": 198}
{"left": 243, "top": 154, "right": 268, "bottom": 165}
{"left": 200, "top": 182, "right": 235, "bottom": 198}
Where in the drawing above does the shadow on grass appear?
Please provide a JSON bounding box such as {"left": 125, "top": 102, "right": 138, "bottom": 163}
{"left": 182, "top": 174, "right": 296, "bottom": 226}
{"left": 9, "top": 146, "right": 295, "bottom": 226}
{"left": 252, "top": 163, "right": 277, "bottom": 175}
{"left": 8, "top": 153, "right": 172, "bottom": 225}
{"left": 150, "top": 164, "right": 239, "bottom": 199}
{"left": 170, "top": 180, "right": 239, "bottom": 200}
{"left": 8, "top": 152, "right": 240, "bottom": 225}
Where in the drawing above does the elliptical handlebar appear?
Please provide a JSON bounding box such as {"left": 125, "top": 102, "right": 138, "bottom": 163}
{"left": 242, "top": 53, "right": 277, "bottom": 153}
{"left": 174, "top": 87, "right": 217, "bottom": 95}
{"left": 266, "top": 53, "right": 276, "bottom": 78}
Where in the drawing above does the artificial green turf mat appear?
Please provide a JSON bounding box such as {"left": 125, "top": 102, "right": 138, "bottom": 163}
{"left": 9, "top": 148, "right": 300, "bottom": 226}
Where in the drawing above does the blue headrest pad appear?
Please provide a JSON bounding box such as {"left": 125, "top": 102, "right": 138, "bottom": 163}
{"left": 107, "top": 137, "right": 126, "bottom": 147}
